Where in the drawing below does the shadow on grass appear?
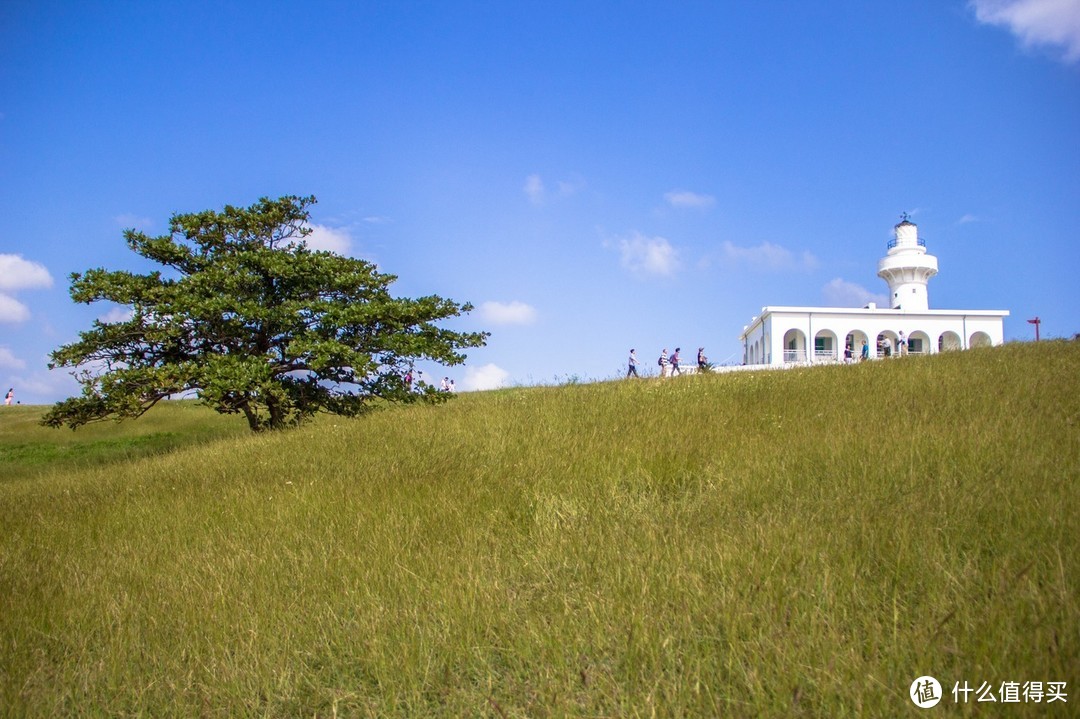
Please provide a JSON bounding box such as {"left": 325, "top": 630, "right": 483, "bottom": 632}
{"left": 0, "top": 403, "right": 248, "bottom": 482}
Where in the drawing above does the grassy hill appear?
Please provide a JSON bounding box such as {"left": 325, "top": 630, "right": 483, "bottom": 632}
{"left": 1, "top": 341, "right": 1076, "bottom": 717}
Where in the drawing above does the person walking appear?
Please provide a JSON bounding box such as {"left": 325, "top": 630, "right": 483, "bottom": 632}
{"left": 4, "top": 388, "right": 12, "bottom": 406}
{"left": 697, "top": 347, "right": 709, "bottom": 372}
{"left": 658, "top": 349, "right": 670, "bottom": 378}
{"left": 670, "top": 347, "right": 682, "bottom": 376}
{"left": 861, "top": 340, "right": 869, "bottom": 361}
{"left": 627, "top": 349, "right": 639, "bottom": 378}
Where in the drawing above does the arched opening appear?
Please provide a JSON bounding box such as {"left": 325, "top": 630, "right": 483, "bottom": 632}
{"left": 970, "top": 331, "right": 992, "bottom": 349}
{"left": 939, "top": 331, "right": 962, "bottom": 352}
{"left": 877, "top": 331, "right": 898, "bottom": 358}
{"left": 908, "top": 330, "right": 931, "bottom": 355}
{"left": 814, "top": 329, "right": 838, "bottom": 363}
{"left": 846, "top": 330, "right": 869, "bottom": 362}
{"left": 782, "top": 329, "right": 807, "bottom": 363}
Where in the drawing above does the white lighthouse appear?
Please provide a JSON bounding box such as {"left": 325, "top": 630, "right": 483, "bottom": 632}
{"left": 738, "top": 214, "right": 1009, "bottom": 367}
{"left": 876, "top": 214, "right": 938, "bottom": 311}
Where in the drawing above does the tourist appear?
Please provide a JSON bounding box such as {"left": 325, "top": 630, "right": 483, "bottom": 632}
{"left": 4, "top": 388, "right": 12, "bottom": 406}
{"left": 627, "top": 349, "right": 639, "bottom": 378}
{"left": 697, "top": 347, "right": 709, "bottom": 372}
{"left": 861, "top": 340, "right": 869, "bottom": 361}
{"left": 658, "top": 349, "right": 670, "bottom": 378}
{"left": 898, "top": 330, "right": 907, "bottom": 356}
{"left": 670, "top": 347, "right": 682, "bottom": 376}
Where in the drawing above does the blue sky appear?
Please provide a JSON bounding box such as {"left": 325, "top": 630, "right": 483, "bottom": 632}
{"left": 2, "top": 0, "right": 1078, "bottom": 402}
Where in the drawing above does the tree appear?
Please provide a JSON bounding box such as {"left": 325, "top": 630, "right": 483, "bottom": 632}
{"left": 43, "top": 195, "right": 488, "bottom": 432}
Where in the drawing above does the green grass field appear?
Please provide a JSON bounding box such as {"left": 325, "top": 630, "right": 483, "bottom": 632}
{"left": 1, "top": 341, "right": 1077, "bottom": 717}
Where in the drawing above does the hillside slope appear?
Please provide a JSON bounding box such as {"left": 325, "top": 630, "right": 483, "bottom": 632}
{"left": 1, "top": 341, "right": 1077, "bottom": 717}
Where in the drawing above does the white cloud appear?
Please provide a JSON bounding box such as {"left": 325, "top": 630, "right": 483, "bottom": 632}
{"left": 461, "top": 363, "right": 510, "bottom": 392}
{"left": 524, "top": 174, "right": 546, "bottom": 205}
{"left": 363, "top": 216, "right": 392, "bottom": 225}
{"left": 0, "top": 254, "right": 53, "bottom": 292}
{"left": 98, "top": 306, "right": 134, "bottom": 324}
{"left": 304, "top": 224, "right": 353, "bottom": 255}
{"left": 524, "top": 174, "right": 582, "bottom": 206}
{"left": 664, "top": 189, "right": 716, "bottom": 209}
{"left": 971, "top": 0, "right": 1080, "bottom": 62}
{"left": 0, "top": 293, "right": 30, "bottom": 323}
{"left": 477, "top": 300, "right": 538, "bottom": 326}
{"left": 115, "top": 213, "right": 154, "bottom": 231}
{"left": 555, "top": 177, "right": 585, "bottom": 197}
{"left": 956, "top": 213, "right": 981, "bottom": 224}
{"left": 720, "top": 241, "right": 819, "bottom": 272}
{"left": 823, "top": 278, "right": 889, "bottom": 308}
{"left": 0, "top": 346, "right": 26, "bottom": 370}
{"left": 612, "top": 233, "right": 681, "bottom": 277}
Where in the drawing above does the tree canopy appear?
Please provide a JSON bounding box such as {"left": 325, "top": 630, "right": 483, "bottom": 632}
{"left": 43, "top": 195, "right": 488, "bottom": 432}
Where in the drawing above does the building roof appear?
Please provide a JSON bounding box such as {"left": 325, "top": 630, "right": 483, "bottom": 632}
{"left": 740, "top": 305, "right": 1010, "bottom": 339}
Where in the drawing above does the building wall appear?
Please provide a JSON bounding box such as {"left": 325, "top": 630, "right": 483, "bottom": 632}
{"left": 742, "top": 309, "right": 1007, "bottom": 366}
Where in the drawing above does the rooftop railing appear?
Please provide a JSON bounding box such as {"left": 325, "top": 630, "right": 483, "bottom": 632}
{"left": 887, "top": 237, "right": 926, "bottom": 249}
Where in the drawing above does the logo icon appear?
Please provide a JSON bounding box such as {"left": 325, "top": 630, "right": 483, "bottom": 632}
{"left": 911, "top": 676, "right": 942, "bottom": 708}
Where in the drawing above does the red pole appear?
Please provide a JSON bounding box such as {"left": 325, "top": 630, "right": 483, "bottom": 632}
{"left": 1027, "top": 317, "right": 1041, "bottom": 341}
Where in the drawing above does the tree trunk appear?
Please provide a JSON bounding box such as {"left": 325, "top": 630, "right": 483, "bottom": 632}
{"left": 239, "top": 401, "right": 264, "bottom": 433}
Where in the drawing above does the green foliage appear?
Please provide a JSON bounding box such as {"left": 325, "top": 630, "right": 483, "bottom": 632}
{"left": 2, "top": 342, "right": 1077, "bottom": 716}
{"left": 42, "top": 196, "right": 488, "bottom": 432}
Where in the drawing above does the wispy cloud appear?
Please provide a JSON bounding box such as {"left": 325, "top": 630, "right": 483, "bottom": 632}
{"left": 524, "top": 174, "right": 546, "bottom": 205}
{"left": 719, "top": 241, "right": 819, "bottom": 272}
{"left": 304, "top": 224, "right": 353, "bottom": 255}
{"left": 115, "top": 213, "right": 154, "bottom": 231}
{"left": 970, "top": 0, "right": 1080, "bottom": 63}
{"left": 823, "top": 278, "right": 889, "bottom": 308}
{"left": 477, "top": 300, "right": 538, "bottom": 326}
{"left": 664, "top": 189, "right": 716, "bottom": 209}
{"left": 462, "top": 363, "right": 510, "bottom": 391}
{"left": 363, "top": 216, "right": 392, "bottom": 225}
{"left": 524, "top": 173, "right": 583, "bottom": 206}
{"left": 609, "top": 233, "right": 681, "bottom": 277}
{"left": 956, "top": 213, "right": 981, "bottom": 224}
{"left": 2, "top": 364, "right": 82, "bottom": 403}
{"left": 0, "top": 294, "right": 30, "bottom": 324}
{"left": 0, "top": 346, "right": 26, "bottom": 370}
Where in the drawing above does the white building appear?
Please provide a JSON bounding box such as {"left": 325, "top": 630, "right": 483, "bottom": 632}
{"left": 739, "top": 216, "right": 1008, "bottom": 366}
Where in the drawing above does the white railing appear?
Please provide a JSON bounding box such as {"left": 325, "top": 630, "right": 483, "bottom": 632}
{"left": 783, "top": 349, "right": 841, "bottom": 363}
